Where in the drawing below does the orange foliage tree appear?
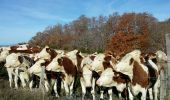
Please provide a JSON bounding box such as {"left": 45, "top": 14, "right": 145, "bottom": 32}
{"left": 106, "top": 13, "right": 151, "bottom": 56}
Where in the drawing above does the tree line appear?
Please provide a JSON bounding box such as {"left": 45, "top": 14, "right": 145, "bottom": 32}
{"left": 29, "top": 12, "right": 170, "bottom": 55}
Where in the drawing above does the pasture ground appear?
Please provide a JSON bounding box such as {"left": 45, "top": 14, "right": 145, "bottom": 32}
{"left": 0, "top": 79, "right": 120, "bottom": 100}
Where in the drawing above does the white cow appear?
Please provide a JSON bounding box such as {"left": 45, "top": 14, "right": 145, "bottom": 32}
{"left": 29, "top": 59, "right": 51, "bottom": 92}
{"left": 79, "top": 53, "right": 97, "bottom": 100}
{"left": 5, "top": 53, "right": 34, "bottom": 88}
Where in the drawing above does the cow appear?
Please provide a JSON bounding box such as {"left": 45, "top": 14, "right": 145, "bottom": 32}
{"left": 96, "top": 68, "right": 131, "bottom": 100}
{"left": 5, "top": 53, "right": 35, "bottom": 88}
{"left": 1, "top": 45, "right": 41, "bottom": 89}
{"left": 46, "top": 53, "right": 78, "bottom": 97}
{"left": 79, "top": 53, "right": 97, "bottom": 100}
{"left": 28, "top": 46, "right": 64, "bottom": 97}
{"left": 115, "top": 50, "right": 159, "bottom": 100}
{"left": 90, "top": 53, "right": 118, "bottom": 100}
{"left": 9, "top": 44, "right": 41, "bottom": 54}
{"left": 0, "top": 48, "right": 10, "bottom": 63}
{"left": 143, "top": 50, "right": 167, "bottom": 99}
{"left": 29, "top": 59, "right": 51, "bottom": 92}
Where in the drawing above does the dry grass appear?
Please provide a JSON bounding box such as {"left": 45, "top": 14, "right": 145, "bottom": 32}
{"left": 0, "top": 79, "right": 59, "bottom": 100}
{"left": 0, "top": 79, "right": 120, "bottom": 100}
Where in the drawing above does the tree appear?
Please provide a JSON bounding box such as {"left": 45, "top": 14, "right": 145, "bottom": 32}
{"left": 106, "top": 13, "right": 152, "bottom": 56}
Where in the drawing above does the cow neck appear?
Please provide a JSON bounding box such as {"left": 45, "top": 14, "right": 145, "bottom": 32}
{"left": 76, "top": 51, "right": 83, "bottom": 72}
{"left": 145, "top": 60, "right": 158, "bottom": 88}
{"left": 60, "top": 57, "right": 77, "bottom": 76}
{"left": 132, "top": 60, "right": 149, "bottom": 88}
{"left": 42, "top": 59, "right": 51, "bottom": 67}
{"left": 46, "top": 48, "right": 58, "bottom": 60}
{"left": 89, "top": 55, "right": 95, "bottom": 61}
{"left": 112, "top": 69, "right": 130, "bottom": 84}
{"left": 102, "top": 55, "right": 118, "bottom": 76}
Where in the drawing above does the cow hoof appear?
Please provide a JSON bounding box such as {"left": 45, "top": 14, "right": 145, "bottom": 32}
{"left": 100, "top": 98, "right": 104, "bottom": 100}
{"left": 71, "top": 94, "right": 77, "bottom": 98}
{"left": 55, "top": 95, "right": 59, "bottom": 98}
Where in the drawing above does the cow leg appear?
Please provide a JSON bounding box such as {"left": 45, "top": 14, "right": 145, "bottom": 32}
{"left": 80, "top": 78, "right": 86, "bottom": 100}
{"left": 141, "top": 89, "right": 147, "bottom": 100}
{"left": 108, "top": 88, "right": 112, "bottom": 100}
{"left": 54, "top": 81, "right": 59, "bottom": 97}
{"left": 118, "top": 92, "right": 121, "bottom": 98}
{"left": 29, "top": 80, "right": 33, "bottom": 90}
{"left": 19, "top": 72, "right": 26, "bottom": 88}
{"left": 128, "top": 87, "right": 133, "bottom": 100}
{"left": 7, "top": 68, "right": 13, "bottom": 88}
{"left": 91, "top": 78, "right": 96, "bottom": 100}
{"left": 44, "top": 80, "right": 50, "bottom": 92}
{"left": 100, "top": 90, "right": 104, "bottom": 100}
{"left": 153, "top": 80, "right": 159, "bottom": 100}
{"left": 63, "top": 81, "right": 69, "bottom": 95}
{"left": 14, "top": 68, "right": 19, "bottom": 89}
{"left": 148, "top": 88, "right": 153, "bottom": 100}
{"left": 69, "top": 79, "right": 75, "bottom": 96}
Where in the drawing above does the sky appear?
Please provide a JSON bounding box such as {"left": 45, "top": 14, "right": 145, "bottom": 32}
{"left": 0, "top": 0, "right": 170, "bottom": 45}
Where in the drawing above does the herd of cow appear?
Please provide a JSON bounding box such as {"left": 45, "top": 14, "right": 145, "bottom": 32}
{"left": 0, "top": 44, "right": 168, "bottom": 100}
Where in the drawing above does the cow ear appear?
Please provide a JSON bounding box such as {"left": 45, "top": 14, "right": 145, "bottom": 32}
{"left": 58, "top": 58, "right": 63, "bottom": 66}
{"left": 104, "top": 55, "right": 111, "bottom": 62}
{"left": 40, "top": 62, "right": 45, "bottom": 66}
{"left": 113, "top": 72, "right": 119, "bottom": 80}
{"left": 129, "top": 58, "right": 134, "bottom": 65}
{"left": 46, "top": 48, "right": 51, "bottom": 53}
{"left": 18, "top": 56, "right": 23, "bottom": 64}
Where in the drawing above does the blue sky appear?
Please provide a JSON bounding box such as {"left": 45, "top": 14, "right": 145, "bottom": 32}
{"left": 0, "top": 0, "right": 170, "bottom": 45}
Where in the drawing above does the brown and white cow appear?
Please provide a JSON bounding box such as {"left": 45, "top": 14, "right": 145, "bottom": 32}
{"left": 96, "top": 68, "right": 131, "bottom": 100}
{"left": 90, "top": 53, "right": 118, "bottom": 100}
{"left": 28, "top": 46, "right": 65, "bottom": 97}
{"left": 46, "top": 54, "right": 78, "bottom": 96}
{"left": 143, "top": 50, "right": 167, "bottom": 99}
{"left": 115, "top": 50, "right": 159, "bottom": 100}
{"left": 9, "top": 44, "right": 41, "bottom": 54}
{"left": 79, "top": 53, "right": 98, "bottom": 100}
{"left": 45, "top": 49, "right": 84, "bottom": 97}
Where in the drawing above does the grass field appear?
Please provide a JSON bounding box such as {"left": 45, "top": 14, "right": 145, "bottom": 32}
{"left": 0, "top": 79, "right": 119, "bottom": 100}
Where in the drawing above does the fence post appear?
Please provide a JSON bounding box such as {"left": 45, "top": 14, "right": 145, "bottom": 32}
{"left": 40, "top": 66, "right": 45, "bottom": 100}
{"left": 165, "top": 34, "right": 170, "bottom": 100}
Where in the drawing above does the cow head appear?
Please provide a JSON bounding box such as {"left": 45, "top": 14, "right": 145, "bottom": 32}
{"left": 96, "top": 68, "right": 115, "bottom": 86}
{"left": 46, "top": 55, "right": 63, "bottom": 72}
{"left": 29, "top": 59, "right": 46, "bottom": 74}
{"left": 97, "top": 67, "right": 130, "bottom": 88}
{"left": 155, "top": 50, "right": 168, "bottom": 70}
{"left": 91, "top": 54, "right": 105, "bottom": 72}
{"left": 0, "top": 49, "right": 9, "bottom": 62}
{"left": 5, "top": 53, "right": 21, "bottom": 68}
{"left": 91, "top": 53, "right": 117, "bottom": 72}
{"left": 65, "top": 50, "right": 79, "bottom": 66}
{"left": 36, "top": 46, "right": 51, "bottom": 60}
{"left": 155, "top": 50, "right": 167, "bottom": 62}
